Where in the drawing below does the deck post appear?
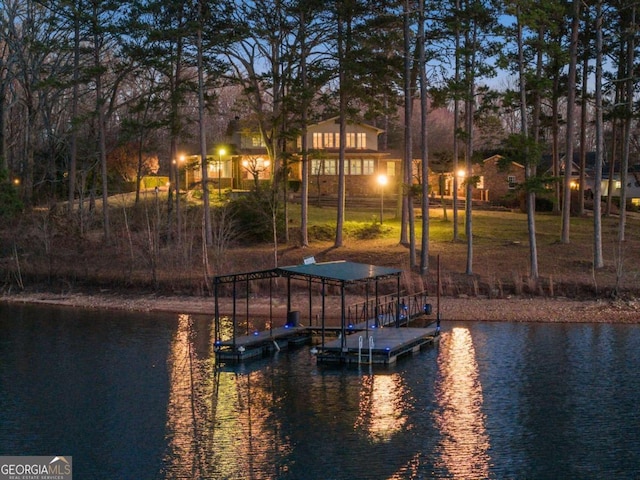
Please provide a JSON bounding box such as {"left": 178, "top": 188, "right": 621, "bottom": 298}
{"left": 396, "top": 275, "right": 401, "bottom": 327}
{"left": 340, "top": 280, "right": 347, "bottom": 355}
{"left": 232, "top": 278, "right": 237, "bottom": 350}
{"left": 214, "top": 278, "right": 220, "bottom": 343}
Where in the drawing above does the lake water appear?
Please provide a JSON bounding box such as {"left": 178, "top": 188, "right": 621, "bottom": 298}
{"left": 1, "top": 303, "right": 639, "bottom": 479}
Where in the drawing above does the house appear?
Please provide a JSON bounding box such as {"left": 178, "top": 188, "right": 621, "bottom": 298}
{"left": 599, "top": 164, "right": 640, "bottom": 205}
{"left": 477, "top": 155, "right": 525, "bottom": 203}
{"left": 426, "top": 155, "right": 525, "bottom": 204}
{"left": 176, "top": 117, "right": 400, "bottom": 198}
{"left": 297, "top": 117, "right": 399, "bottom": 197}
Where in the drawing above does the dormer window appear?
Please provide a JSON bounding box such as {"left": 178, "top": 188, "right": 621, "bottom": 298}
{"left": 252, "top": 135, "right": 265, "bottom": 147}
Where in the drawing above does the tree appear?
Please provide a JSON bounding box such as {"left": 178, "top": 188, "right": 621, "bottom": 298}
{"left": 593, "top": 0, "right": 604, "bottom": 270}
{"left": 418, "top": 0, "right": 430, "bottom": 274}
{"left": 561, "top": 0, "right": 580, "bottom": 244}
{"left": 456, "top": 0, "right": 502, "bottom": 275}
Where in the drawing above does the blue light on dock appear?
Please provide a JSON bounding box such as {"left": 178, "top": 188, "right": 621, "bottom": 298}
{"left": 214, "top": 340, "right": 222, "bottom": 346}
{"left": 348, "top": 324, "right": 354, "bottom": 329}
{"left": 254, "top": 331, "right": 259, "bottom": 336}
{"left": 385, "top": 347, "right": 391, "bottom": 351}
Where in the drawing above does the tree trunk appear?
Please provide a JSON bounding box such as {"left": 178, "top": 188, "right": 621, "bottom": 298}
{"left": 593, "top": 0, "right": 604, "bottom": 270}
{"left": 561, "top": 0, "right": 580, "bottom": 244}
{"left": 196, "top": 10, "right": 212, "bottom": 247}
{"left": 419, "top": 0, "right": 429, "bottom": 274}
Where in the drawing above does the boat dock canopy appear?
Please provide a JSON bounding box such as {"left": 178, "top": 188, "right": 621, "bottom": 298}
{"left": 275, "top": 261, "right": 403, "bottom": 285}
{"left": 213, "top": 261, "right": 403, "bottom": 287}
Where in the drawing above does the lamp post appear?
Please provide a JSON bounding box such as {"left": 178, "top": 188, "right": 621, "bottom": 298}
{"left": 218, "top": 148, "right": 225, "bottom": 197}
{"left": 179, "top": 155, "right": 187, "bottom": 191}
{"left": 377, "top": 174, "right": 388, "bottom": 224}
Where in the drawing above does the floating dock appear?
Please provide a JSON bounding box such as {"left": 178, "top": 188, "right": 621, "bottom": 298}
{"left": 214, "top": 325, "right": 311, "bottom": 362}
{"left": 212, "top": 260, "right": 440, "bottom": 366}
{"left": 315, "top": 325, "right": 439, "bottom": 365}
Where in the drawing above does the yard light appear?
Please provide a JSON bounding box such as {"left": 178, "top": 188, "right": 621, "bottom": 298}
{"left": 377, "top": 174, "right": 388, "bottom": 224}
{"left": 179, "top": 155, "right": 188, "bottom": 191}
{"left": 218, "top": 148, "right": 226, "bottom": 197}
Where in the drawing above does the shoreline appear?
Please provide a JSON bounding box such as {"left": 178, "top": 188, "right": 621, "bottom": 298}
{"left": 2, "top": 291, "right": 640, "bottom": 323}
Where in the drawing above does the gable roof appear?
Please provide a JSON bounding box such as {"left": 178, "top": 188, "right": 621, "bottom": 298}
{"left": 311, "top": 116, "right": 385, "bottom": 134}
{"left": 482, "top": 154, "right": 524, "bottom": 169}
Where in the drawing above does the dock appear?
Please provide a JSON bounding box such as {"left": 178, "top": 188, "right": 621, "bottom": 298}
{"left": 316, "top": 326, "right": 438, "bottom": 365}
{"left": 214, "top": 325, "right": 311, "bottom": 362}
{"left": 212, "top": 260, "right": 441, "bottom": 366}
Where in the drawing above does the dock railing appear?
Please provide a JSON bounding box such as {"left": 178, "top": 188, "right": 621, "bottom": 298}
{"left": 346, "top": 290, "right": 432, "bottom": 328}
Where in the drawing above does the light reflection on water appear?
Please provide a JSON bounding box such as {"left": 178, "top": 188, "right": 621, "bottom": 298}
{"left": 2, "top": 305, "right": 640, "bottom": 479}
{"left": 434, "top": 327, "right": 490, "bottom": 479}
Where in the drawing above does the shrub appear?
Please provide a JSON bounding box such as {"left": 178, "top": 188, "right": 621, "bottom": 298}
{"left": 227, "top": 194, "right": 284, "bottom": 243}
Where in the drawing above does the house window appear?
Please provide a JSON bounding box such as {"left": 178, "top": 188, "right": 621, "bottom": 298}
{"left": 357, "top": 133, "right": 366, "bottom": 149}
{"left": 252, "top": 135, "right": 265, "bottom": 147}
{"left": 346, "top": 133, "right": 356, "bottom": 148}
{"left": 349, "top": 159, "right": 362, "bottom": 175}
{"left": 311, "top": 159, "right": 322, "bottom": 175}
{"left": 386, "top": 162, "right": 396, "bottom": 177}
{"left": 324, "top": 159, "right": 337, "bottom": 175}
{"left": 312, "top": 133, "right": 322, "bottom": 149}
{"left": 507, "top": 175, "right": 517, "bottom": 189}
{"left": 323, "top": 132, "right": 334, "bottom": 148}
{"left": 477, "top": 176, "right": 484, "bottom": 189}
{"left": 363, "top": 159, "right": 375, "bottom": 175}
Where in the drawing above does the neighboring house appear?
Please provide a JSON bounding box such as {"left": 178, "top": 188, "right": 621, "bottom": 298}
{"left": 477, "top": 155, "right": 525, "bottom": 203}
{"left": 426, "top": 155, "right": 525, "bottom": 204}
{"left": 600, "top": 165, "right": 640, "bottom": 205}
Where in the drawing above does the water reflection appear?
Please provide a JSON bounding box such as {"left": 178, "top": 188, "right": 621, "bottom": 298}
{"left": 355, "top": 373, "right": 408, "bottom": 442}
{"left": 162, "top": 314, "right": 291, "bottom": 479}
{"left": 5, "top": 305, "right": 640, "bottom": 479}
{"left": 434, "top": 327, "right": 491, "bottom": 478}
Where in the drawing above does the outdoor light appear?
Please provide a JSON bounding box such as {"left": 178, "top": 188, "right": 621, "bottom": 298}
{"left": 218, "top": 148, "right": 226, "bottom": 197}
{"left": 377, "top": 174, "right": 388, "bottom": 224}
{"left": 179, "top": 154, "right": 187, "bottom": 191}
{"left": 457, "top": 169, "right": 466, "bottom": 178}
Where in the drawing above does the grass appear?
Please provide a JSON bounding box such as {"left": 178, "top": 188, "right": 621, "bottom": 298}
{"left": 3, "top": 189, "right": 639, "bottom": 300}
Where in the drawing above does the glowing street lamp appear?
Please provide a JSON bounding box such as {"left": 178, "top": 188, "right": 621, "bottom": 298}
{"left": 218, "top": 148, "right": 226, "bottom": 197}
{"left": 179, "top": 155, "right": 187, "bottom": 191}
{"left": 377, "top": 174, "right": 388, "bottom": 224}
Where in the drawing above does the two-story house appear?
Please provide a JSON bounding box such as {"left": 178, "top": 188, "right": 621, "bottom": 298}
{"left": 190, "top": 117, "right": 401, "bottom": 198}
{"left": 297, "top": 117, "right": 399, "bottom": 198}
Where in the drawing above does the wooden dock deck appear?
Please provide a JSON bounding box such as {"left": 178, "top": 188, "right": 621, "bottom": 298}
{"left": 316, "top": 326, "right": 439, "bottom": 365}
{"left": 215, "top": 325, "right": 311, "bottom": 362}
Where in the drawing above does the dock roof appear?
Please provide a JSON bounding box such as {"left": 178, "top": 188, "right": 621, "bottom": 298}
{"left": 276, "top": 261, "right": 401, "bottom": 284}
{"left": 212, "top": 261, "right": 402, "bottom": 286}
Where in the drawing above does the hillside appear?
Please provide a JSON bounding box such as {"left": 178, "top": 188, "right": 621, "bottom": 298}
{"left": 0, "top": 199, "right": 640, "bottom": 299}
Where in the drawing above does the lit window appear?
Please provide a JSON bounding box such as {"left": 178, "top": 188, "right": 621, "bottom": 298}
{"left": 363, "top": 159, "right": 375, "bottom": 175}
{"left": 357, "top": 133, "right": 366, "bottom": 149}
{"left": 346, "top": 133, "right": 356, "bottom": 148}
{"left": 324, "top": 159, "right": 337, "bottom": 175}
{"left": 350, "top": 159, "right": 362, "bottom": 175}
{"left": 323, "top": 132, "right": 334, "bottom": 148}
{"left": 508, "top": 175, "right": 517, "bottom": 189}
{"left": 312, "top": 133, "right": 322, "bottom": 149}
{"left": 252, "top": 135, "right": 265, "bottom": 147}
{"left": 386, "top": 162, "right": 395, "bottom": 177}
{"left": 311, "top": 159, "right": 322, "bottom": 175}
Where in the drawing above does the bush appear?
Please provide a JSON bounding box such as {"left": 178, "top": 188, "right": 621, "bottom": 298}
{"left": 309, "top": 221, "right": 390, "bottom": 241}
{"left": 227, "top": 194, "right": 284, "bottom": 243}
